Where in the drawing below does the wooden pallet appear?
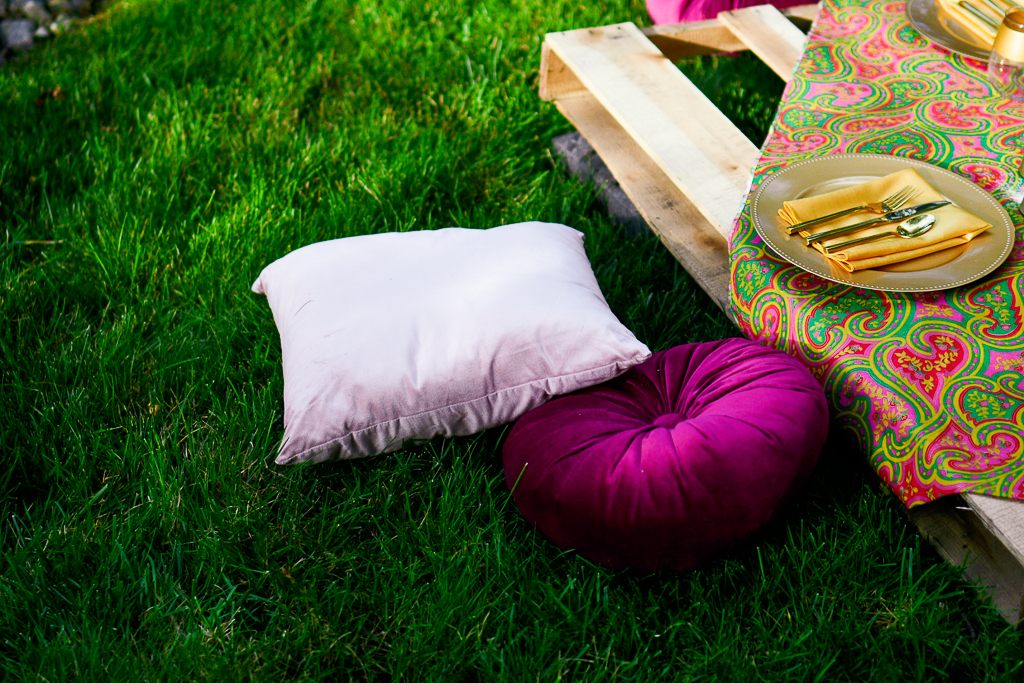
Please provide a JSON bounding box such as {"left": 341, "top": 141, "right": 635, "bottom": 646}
{"left": 540, "top": 3, "right": 1024, "bottom": 624}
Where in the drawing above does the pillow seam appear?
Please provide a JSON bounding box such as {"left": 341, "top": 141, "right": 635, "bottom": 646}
{"left": 288, "top": 353, "right": 650, "bottom": 461}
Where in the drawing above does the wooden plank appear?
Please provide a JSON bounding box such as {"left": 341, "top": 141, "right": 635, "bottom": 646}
{"left": 539, "top": 42, "right": 590, "bottom": 102}
{"left": 641, "top": 17, "right": 748, "bottom": 60}
{"left": 965, "top": 493, "right": 1024, "bottom": 569}
{"left": 640, "top": 4, "right": 818, "bottom": 61}
{"left": 909, "top": 495, "right": 1024, "bottom": 623}
{"left": 717, "top": 4, "right": 808, "bottom": 81}
{"left": 785, "top": 3, "right": 821, "bottom": 24}
{"left": 554, "top": 95, "right": 736, "bottom": 318}
{"left": 544, "top": 22, "right": 761, "bottom": 238}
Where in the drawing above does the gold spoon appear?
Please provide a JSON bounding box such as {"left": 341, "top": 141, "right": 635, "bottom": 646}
{"left": 823, "top": 213, "right": 937, "bottom": 254}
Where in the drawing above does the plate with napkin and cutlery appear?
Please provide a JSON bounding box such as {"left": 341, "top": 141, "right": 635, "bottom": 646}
{"left": 907, "top": 0, "right": 1009, "bottom": 59}
{"left": 750, "top": 154, "right": 1015, "bottom": 292}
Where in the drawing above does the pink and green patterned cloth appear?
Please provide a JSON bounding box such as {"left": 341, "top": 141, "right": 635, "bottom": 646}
{"left": 729, "top": 0, "right": 1024, "bottom": 506}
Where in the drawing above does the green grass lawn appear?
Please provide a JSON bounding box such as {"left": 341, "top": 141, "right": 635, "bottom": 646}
{"left": 2, "top": 0, "right": 1024, "bottom": 680}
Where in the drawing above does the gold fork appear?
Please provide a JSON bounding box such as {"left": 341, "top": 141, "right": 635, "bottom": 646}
{"left": 785, "top": 186, "right": 919, "bottom": 235}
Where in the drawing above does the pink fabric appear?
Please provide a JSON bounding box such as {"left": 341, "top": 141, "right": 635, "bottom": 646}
{"left": 729, "top": 0, "right": 1024, "bottom": 506}
{"left": 251, "top": 222, "right": 651, "bottom": 463}
{"left": 503, "top": 339, "right": 828, "bottom": 571}
{"left": 646, "top": 0, "right": 809, "bottom": 24}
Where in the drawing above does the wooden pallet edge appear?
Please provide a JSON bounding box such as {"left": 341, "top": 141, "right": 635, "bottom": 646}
{"left": 909, "top": 495, "right": 1024, "bottom": 623}
{"left": 640, "top": 3, "right": 818, "bottom": 61}
{"left": 541, "top": 3, "right": 819, "bottom": 97}
{"left": 553, "top": 96, "right": 737, "bottom": 319}
{"left": 716, "top": 5, "right": 808, "bottom": 81}
{"left": 541, "top": 22, "right": 760, "bottom": 235}
{"left": 539, "top": 5, "right": 1024, "bottom": 624}
{"left": 540, "top": 39, "right": 589, "bottom": 102}
{"left": 964, "top": 493, "right": 1024, "bottom": 572}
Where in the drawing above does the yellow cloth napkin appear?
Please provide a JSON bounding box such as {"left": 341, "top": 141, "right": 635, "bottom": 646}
{"left": 779, "top": 168, "right": 991, "bottom": 273}
{"left": 936, "top": 0, "right": 999, "bottom": 47}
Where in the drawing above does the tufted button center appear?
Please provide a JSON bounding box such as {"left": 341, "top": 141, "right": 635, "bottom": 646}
{"left": 652, "top": 413, "right": 685, "bottom": 429}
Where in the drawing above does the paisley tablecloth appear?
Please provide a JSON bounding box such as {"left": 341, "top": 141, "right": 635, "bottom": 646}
{"left": 729, "top": 0, "right": 1024, "bottom": 506}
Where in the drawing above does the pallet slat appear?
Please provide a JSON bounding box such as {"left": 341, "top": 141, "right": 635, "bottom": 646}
{"left": 966, "top": 493, "right": 1024, "bottom": 568}
{"left": 640, "top": 5, "right": 817, "bottom": 60}
{"left": 554, "top": 96, "right": 736, "bottom": 316}
{"left": 910, "top": 496, "right": 1024, "bottom": 623}
{"left": 716, "top": 5, "right": 808, "bottom": 81}
{"left": 641, "top": 17, "right": 748, "bottom": 59}
{"left": 542, "top": 22, "right": 760, "bottom": 237}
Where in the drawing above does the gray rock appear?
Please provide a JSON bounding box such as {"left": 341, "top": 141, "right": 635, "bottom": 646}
{"left": 0, "top": 19, "right": 35, "bottom": 51}
{"left": 47, "top": 0, "right": 86, "bottom": 14}
{"left": 11, "top": 0, "right": 49, "bottom": 23}
{"left": 0, "top": 0, "right": 101, "bottom": 67}
{"left": 25, "top": 2, "right": 49, "bottom": 23}
{"left": 551, "top": 132, "right": 649, "bottom": 238}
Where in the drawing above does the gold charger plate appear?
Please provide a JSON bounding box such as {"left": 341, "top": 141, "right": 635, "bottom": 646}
{"left": 750, "top": 154, "right": 1015, "bottom": 292}
{"left": 906, "top": 0, "right": 991, "bottom": 61}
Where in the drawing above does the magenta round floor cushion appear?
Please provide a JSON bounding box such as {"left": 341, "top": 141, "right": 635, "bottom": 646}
{"left": 502, "top": 338, "right": 828, "bottom": 571}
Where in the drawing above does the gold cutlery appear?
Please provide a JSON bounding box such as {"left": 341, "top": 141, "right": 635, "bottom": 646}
{"left": 804, "top": 201, "right": 951, "bottom": 245}
{"left": 785, "top": 186, "right": 918, "bottom": 235}
{"left": 823, "top": 213, "right": 938, "bottom": 253}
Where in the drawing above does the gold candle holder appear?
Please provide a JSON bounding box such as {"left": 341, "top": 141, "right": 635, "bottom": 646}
{"left": 993, "top": 10, "right": 1024, "bottom": 60}
{"left": 988, "top": 10, "right": 1024, "bottom": 102}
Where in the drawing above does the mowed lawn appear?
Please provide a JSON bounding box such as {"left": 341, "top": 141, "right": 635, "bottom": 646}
{"left": 2, "top": 0, "right": 1024, "bottom": 680}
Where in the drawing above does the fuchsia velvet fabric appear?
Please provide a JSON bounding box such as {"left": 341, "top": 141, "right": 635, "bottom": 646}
{"left": 502, "top": 338, "right": 828, "bottom": 571}
{"left": 646, "top": 0, "right": 808, "bottom": 24}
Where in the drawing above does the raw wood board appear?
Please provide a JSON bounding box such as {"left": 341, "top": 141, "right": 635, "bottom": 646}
{"left": 540, "top": 2, "right": 1024, "bottom": 624}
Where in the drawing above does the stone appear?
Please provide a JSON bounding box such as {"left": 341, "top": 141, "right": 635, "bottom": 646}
{"left": 11, "top": 0, "right": 49, "bottom": 24}
{"left": 1, "top": 0, "right": 100, "bottom": 69}
{"left": 552, "top": 132, "right": 649, "bottom": 238}
{"left": 46, "top": 0, "right": 70, "bottom": 12}
{"left": 47, "top": 0, "right": 88, "bottom": 15}
{"left": 25, "top": 2, "right": 49, "bottom": 22}
{"left": 0, "top": 18, "right": 35, "bottom": 51}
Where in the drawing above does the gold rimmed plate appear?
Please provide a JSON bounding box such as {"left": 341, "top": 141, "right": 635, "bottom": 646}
{"left": 906, "top": 0, "right": 991, "bottom": 60}
{"left": 750, "top": 154, "right": 1015, "bottom": 292}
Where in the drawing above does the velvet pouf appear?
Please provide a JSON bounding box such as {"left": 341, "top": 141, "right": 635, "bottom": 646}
{"left": 502, "top": 338, "right": 829, "bottom": 571}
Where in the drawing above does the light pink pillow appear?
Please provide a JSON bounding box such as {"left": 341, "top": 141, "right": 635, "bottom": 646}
{"left": 252, "top": 222, "right": 651, "bottom": 464}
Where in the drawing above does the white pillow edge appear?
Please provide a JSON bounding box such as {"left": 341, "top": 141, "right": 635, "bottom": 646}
{"left": 275, "top": 352, "right": 650, "bottom": 465}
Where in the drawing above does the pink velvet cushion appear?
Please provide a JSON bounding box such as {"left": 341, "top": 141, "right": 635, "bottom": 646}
{"left": 646, "top": 0, "right": 809, "bottom": 24}
{"left": 251, "top": 222, "right": 651, "bottom": 464}
{"left": 502, "top": 338, "right": 828, "bottom": 571}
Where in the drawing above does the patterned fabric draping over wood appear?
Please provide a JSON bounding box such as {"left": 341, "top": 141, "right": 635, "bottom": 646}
{"left": 730, "top": 0, "right": 1024, "bottom": 506}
